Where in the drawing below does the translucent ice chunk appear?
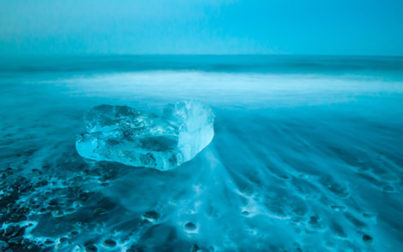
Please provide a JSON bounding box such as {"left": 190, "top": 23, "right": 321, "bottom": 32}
{"left": 75, "top": 101, "right": 214, "bottom": 171}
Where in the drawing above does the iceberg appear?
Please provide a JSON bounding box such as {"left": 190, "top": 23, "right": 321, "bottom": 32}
{"left": 75, "top": 101, "right": 214, "bottom": 171}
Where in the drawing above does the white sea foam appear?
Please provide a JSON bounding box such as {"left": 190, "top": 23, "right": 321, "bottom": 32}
{"left": 0, "top": 69, "right": 402, "bottom": 251}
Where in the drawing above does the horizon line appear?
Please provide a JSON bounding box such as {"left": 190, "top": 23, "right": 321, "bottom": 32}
{"left": 1, "top": 53, "right": 403, "bottom": 59}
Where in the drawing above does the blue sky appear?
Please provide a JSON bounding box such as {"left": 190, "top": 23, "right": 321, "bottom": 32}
{"left": 0, "top": 0, "right": 402, "bottom": 56}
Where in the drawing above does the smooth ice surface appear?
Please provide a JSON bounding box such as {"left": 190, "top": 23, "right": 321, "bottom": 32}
{"left": 76, "top": 101, "right": 214, "bottom": 170}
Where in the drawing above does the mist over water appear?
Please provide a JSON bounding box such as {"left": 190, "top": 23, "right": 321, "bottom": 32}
{"left": 1, "top": 56, "right": 402, "bottom": 251}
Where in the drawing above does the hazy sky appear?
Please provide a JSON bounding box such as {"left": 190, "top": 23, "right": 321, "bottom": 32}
{"left": 0, "top": 0, "right": 402, "bottom": 56}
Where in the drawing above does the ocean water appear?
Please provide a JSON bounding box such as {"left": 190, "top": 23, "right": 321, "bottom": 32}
{"left": 0, "top": 55, "right": 402, "bottom": 251}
